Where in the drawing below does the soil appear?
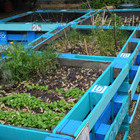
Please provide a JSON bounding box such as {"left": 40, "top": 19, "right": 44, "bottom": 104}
{"left": 10, "top": 66, "right": 102, "bottom": 102}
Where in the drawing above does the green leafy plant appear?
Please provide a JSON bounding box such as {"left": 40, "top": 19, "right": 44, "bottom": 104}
{"left": 0, "top": 109, "right": 64, "bottom": 130}
{"left": 28, "top": 83, "right": 49, "bottom": 91}
{"left": 0, "top": 93, "right": 75, "bottom": 130}
{"left": 56, "top": 88, "right": 85, "bottom": 99}
{"left": 0, "top": 93, "right": 74, "bottom": 112}
{"left": 81, "top": 0, "right": 122, "bottom": 9}
{"left": 54, "top": 28, "right": 129, "bottom": 56}
{"left": 0, "top": 43, "right": 58, "bottom": 84}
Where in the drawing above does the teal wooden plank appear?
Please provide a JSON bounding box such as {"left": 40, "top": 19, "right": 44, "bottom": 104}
{"left": 0, "top": 124, "right": 50, "bottom": 140}
{"left": 129, "top": 41, "right": 140, "bottom": 66}
{"left": 129, "top": 66, "right": 140, "bottom": 99}
{"left": 35, "top": 9, "right": 90, "bottom": 13}
{"left": 0, "top": 12, "right": 33, "bottom": 22}
{"left": 129, "top": 94, "right": 140, "bottom": 124}
{"left": 59, "top": 53, "right": 115, "bottom": 63}
{"left": 118, "top": 81, "right": 129, "bottom": 93}
{"left": 72, "top": 25, "right": 137, "bottom": 31}
{"left": 104, "top": 96, "right": 129, "bottom": 140}
{"left": 95, "top": 66, "right": 111, "bottom": 86}
{"left": 74, "top": 63, "right": 129, "bottom": 137}
{"left": 0, "top": 24, "right": 59, "bottom": 31}
{"left": 123, "top": 131, "right": 129, "bottom": 140}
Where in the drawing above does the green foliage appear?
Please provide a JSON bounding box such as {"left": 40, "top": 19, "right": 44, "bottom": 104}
{"left": 28, "top": 83, "right": 85, "bottom": 99}
{"left": 28, "top": 83, "right": 49, "bottom": 91}
{"left": 0, "top": 93, "right": 75, "bottom": 130}
{"left": 49, "top": 100, "right": 75, "bottom": 112}
{"left": 54, "top": 28, "right": 129, "bottom": 56}
{"left": 91, "top": 28, "right": 128, "bottom": 56}
{"left": 0, "top": 44, "right": 58, "bottom": 84}
{"left": 81, "top": 0, "right": 122, "bottom": 9}
{"left": 0, "top": 109, "right": 64, "bottom": 130}
{"left": 56, "top": 88, "right": 85, "bottom": 99}
{"left": 0, "top": 93, "right": 74, "bottom": 112}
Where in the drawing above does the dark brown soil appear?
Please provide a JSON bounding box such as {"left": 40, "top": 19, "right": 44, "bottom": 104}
{"left": 2, "top": 66, "right": 102, "bottom": 103}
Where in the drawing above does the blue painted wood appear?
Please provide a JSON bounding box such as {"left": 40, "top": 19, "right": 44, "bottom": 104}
{"left": 123, "top": 131, "right": 129, "bottom": 140}
{"left": 129, "top": 66, "right": 140, "bottom": 99}
{"left": 130, "top": 65, "right": 139, "bottom": 79}
{"left": 118, "top": 27, "right": 138, "bottom": 57}
{"left": 94, "top": 102, "right": 111, "bottom": 132}
{"left": 129, "top": 38, "right": 140, "bottom": 43}
{"left": 0, "top": 31, "right": 7, "bottom": 45}
{"left": 114, "top": 95, "right": 125, "bottom": 114}
{"left": 95, "top": 124, "right": 110, "bottom": 140}
{"left": 45, "top": 133, "right": 73, "bottom": 140}
{"left": 0, "top": 24, "right": 59, "bottom": 31}
{"left": 74, "top": 64, "right": 129, "bottom": 136}
{"left": 136, "top": 52, "right": 140, "bottom": 65}
{"left": 104, "top": 96, "right": 129, "bottom": 140}
{"left": 56, "top": 119, "right": 82, "bottom": 136}
{"left": 27, "top": 31, "right": 36, "bottom": 42}
{"left": 0, "top": 124, "right": 50, "bottom": 140}
{"left": 59, "top": 53, "right": 115, "bottom": 63}
{"left": 71, "top": 25, "right": 137, "bottom": 31}
{"left": 132, "top": 94, "right": 139, "bottom": 101}
{"left": 0, "top": 12, "right": 33, "bottom": 22}
{"left": 129, "top": 94, "right": 140, "bottom": 124}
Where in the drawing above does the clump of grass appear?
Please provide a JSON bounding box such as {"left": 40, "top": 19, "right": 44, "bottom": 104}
{"left": 0, "top": 44, "right": 58, "bottom": 85}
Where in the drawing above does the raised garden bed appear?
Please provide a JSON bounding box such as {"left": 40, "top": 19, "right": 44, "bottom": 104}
{"left": 52, "top": 29, "right": 130, "bottom": 56}
{"left": 0, "top": 61, "right": 105, "bottom": 131}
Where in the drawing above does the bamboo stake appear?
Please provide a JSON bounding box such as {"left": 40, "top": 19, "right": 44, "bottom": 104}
{"left": 132, "top": 15, "right": 135, "bottom": 26}
{"left": 104, "top": 15, "right": 108, "bottom": 23}
{"left": 84, "top": 39, "right": 89, "bottom": 55}
{"left": 129, "top": 18, "right": 132, "bottom": 26}
{"left": 124, "top": 17, "right": 127, "bottom": 25}
{"left": 102, "top": 10, "right": 105, "bottom": 25}
{"left": 92, "top": 16, "right": 95, "bottom": 26}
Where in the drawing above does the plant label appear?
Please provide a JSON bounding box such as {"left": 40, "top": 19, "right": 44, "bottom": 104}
{"left": 91, "top": 85, "right": 108, "bottom": 93}
{"left": 120, "top": 53, "right": 131, "bottom": 58}
{"left": 0, "top": 32, "right": 6, "bottom": 41}
{"left": 32, "top": 24, "right": 42, "bottom": 31}
{"left": 76, "top": 123, "right": 90, "bottom": 140}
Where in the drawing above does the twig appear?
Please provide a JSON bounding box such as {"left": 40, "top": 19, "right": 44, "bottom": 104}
{"left": 108, "top": 20, "right": 112, "bottom": 26}
{"left": 102, "top": 10, "right": 105, "bottom": 25}
{"left": 92, "top": 16, "right": 95, "bottom": 26}
{"left": 84, "top": 39, "right": 89, "bottom": 55}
